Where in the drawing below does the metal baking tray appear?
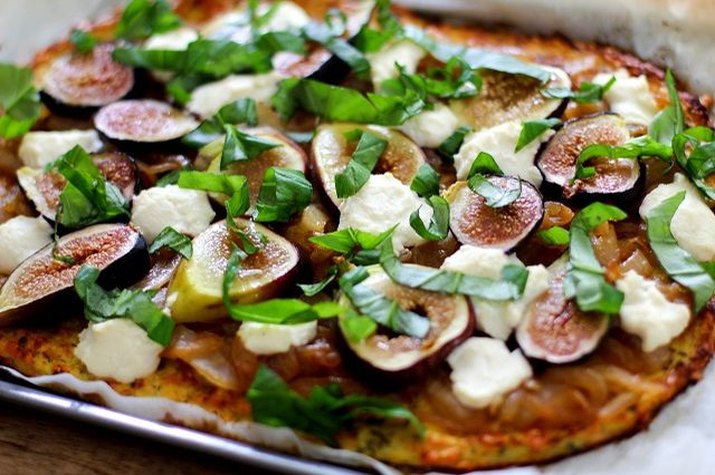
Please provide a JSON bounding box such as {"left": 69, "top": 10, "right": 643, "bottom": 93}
{"left": 0, "top": 369, "right": 365, "bottom": 474}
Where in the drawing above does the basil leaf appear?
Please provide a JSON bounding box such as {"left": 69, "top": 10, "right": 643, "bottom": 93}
{"left": 254, "top": 167, "right": 313, "bottom": 223}
{"left": 177, "top": 170, "right": 250, "bottom": 222}
{"left": 537, "top": 226, "right": 570, "bottom": 246}
{"left": 221, "top": 126, "right": 279, "bottom": 170}
{"left": 256, "top": 31, "right": 307, "bottom": 55}
{"left": 298, "top": 267, "right": 338, "bottom": 297}
{"left": 644, "top": 191, "right": 715, "bottom": 311}
{"left": 339, "top": 267, "right": 430, "bottom": 338}
{"left": 183, "top": 98, "right": 258, "bottom": 148}
{"left": 409, "top": 195, "right": 449, "bottom": 241}
{"left": 565, "top": 202, "right": 627, "bottom": 314}
{"left": 74, "top": 266, "right": 175, "bottom": 346}
{"left": 222, "top": 245, "right": 344, "bottom": 323}
{"left": 353, "top": 0, "right": 400, "bottom": 53}
{"left": 649, "top": 70, "right": 685, "bottom": 146}
{"left": 248, "top": 365, "right": 423, "bottom": 445}
{"left": 115, "top": 0, "right": 182, "bottom": 40}
{"left": 515, "top": 118, "right": 561, "bottom": 153}
{"left": 672, "top": 127, "right": 715, "bottom": 200}
{"left": 467, "top": 151, "right": 502, "bottom": 178}
{"left": 148, "top": 226, "right": 193, "bottom": 259}
{"left": 309, "top": 226, "right": 395, "bottom": 255}
{"left": 381, "top": 57, "right": 481, "bottom": 100}
{"left": 335, "top": 131, "right": 387, "bottom": 198}
{"left": 541, "top": 76, "right": 616, "bottom": 104}
{"left": 339, "top": 310, "right": 378, "bottom": 343}
{"left": 0, "top": 63, "right": 41, "bottom": 138}
{"left": 379, "top": 240, "right": 528, "bottom": 300}
{"left": 468, "top": 175, "right": 522, "bottom": 208}
{"left": 271, "top": 78, "right": 426, "bottom": 125}
{"left": 53, "top": 146, "right": 130, "bottom": 228}
{"left": 69, "top": 29, "right": 97, "bottom": 54}
{"left": 410, "top": 163, "right": 440, "bottom": 198}
{"left": 437, "top": 126, "right": 472, "bottom": 164}
{"left": 302, "top": 22, "right": 370, "bottom": 79}
{"left": 574, "top": 135, "right": 673, "bottom": 180}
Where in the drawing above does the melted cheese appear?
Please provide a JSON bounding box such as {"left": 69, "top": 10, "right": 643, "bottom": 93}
{"left": 237, "top": 321, "right": 317, "bottom": 355}
{"left": 186, "top": 72, "right": 283, "bottom": 118}
{"left": 367, "top": 40, "right": 426, "bottom": 89}
{"left": 593, "top": 69, "right": 658, "bottom": 125}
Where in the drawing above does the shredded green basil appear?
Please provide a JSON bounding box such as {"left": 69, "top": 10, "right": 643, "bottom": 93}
{"left": 436, "top": 126, "right": 472, "bottom": 164}
{"left": 115, "top": 0, "right": 182, "bottom": 40}
{"left": 574, "top": 135, "right": 674, "bottom": 180}
{"left": 335, "top": 131, "right": 387, "bottom": 198}
{"left": 69, "top": 29, "right": 97, "bottom": 54}
{"left": 183, "top": 98, "right": 258, "bottom": 148}
{"left": 148, "top": 227, "right": 193, "bottom": 259}
{"left": 410, "top": 163, "right": 440, "bottom": 198}
{"left": 409, "top": 195, "right": 450, "bottom": 241}
{"left": 0, "top": 63, "right": 41, "bottom": 138}
{"left": 649, "top": 70, "right": 685, "bottom": 146}
{"left": 537, "top": 226, "right": 570, "bottom": 246}
{"left": 515, "top": 118, "right": 561, "bottom": 153}
{"left": 541, "top": 76, "right": 616, "bottom": 104}
{"left": 254, "top": 167, "right": 313, "bottom": 223}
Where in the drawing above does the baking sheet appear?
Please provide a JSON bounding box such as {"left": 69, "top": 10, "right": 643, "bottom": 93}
{"left": 0, "top": 1, "right": 714, "bottom": 474}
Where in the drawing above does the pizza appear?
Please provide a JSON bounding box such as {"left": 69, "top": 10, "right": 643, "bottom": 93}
{"left": 0, "top": 0, "right": 714, "bottom": 472}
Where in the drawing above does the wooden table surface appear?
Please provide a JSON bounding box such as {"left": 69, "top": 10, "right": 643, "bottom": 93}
{"left": 0, "top": 401, "right": 273, "bottom": 474}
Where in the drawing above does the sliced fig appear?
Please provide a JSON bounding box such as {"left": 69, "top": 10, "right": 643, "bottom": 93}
{"left": 201, "top": 127, "right": 307, "bottom": 210}
{"left": 450, "top": 66, "right": 571, "bottom": 131}
{"left": 312, "top": 124, "right": 426, "bottom": 207}
{"left": 16, "top": 152, "right": 137, "bottom": 221}
{"left": 0, "top": 224, "right": 149, "bottom": 326}
{"left": 167, "top": 219, "right": 300, "bottom": 323}
{"left": 445, "top": 178, "right": 544, "bottom": 251}
{"left": 94, "top": 99, "right": 199, "bottom": 146}
{"left": 338, "top": 266, "right": 473, "bottom": 384}
{"left": 38, "top": 44, "right": 134, "bottom": 111}
{"left": 516, "top": 264, "right": 609, "bottom": 364}
{"left": 131, "top": 248, "right": 182, "bottom": 291}
{"left": 537, "top": 113, "right": 640, "bottom": 200}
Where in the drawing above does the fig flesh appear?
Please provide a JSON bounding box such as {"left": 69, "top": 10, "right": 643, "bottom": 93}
{"left": 167, "top": 219, "right": 300, "bottom": 323}
{"left": 16, "top": 152, "right": 137, "bottom": 221}
{"left": 38, "top": 44, "right": 134, "bottom": 111}
{"left": 311, "top": 124, "right": 426, "bottom": 208}
{"left": 339, "top": 266, "right": 473, "bottom": 383}
{"left": 537, "top": 113, "right": 640, "bottom": 200}
{"left": 0, "top": 224, "right": 149, "bottom": 326}
{"left": 516, "top": 264, "right": 609, "bottom": 363}
{"left": 445, "top": 178, "right": 544, "bottom": 251}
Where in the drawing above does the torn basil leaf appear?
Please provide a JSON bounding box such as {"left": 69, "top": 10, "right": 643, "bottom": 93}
{"left": 302, "top": 22, "right": 370, "bottom": 79}
{"left": 335, "top": 131, "right": 387, "bottom": 198}
{"left": 644, "top": 191, "right": 715, "bottom": 311}
{"left": 148, "top": 227, "right": 193, "bottom": 259}
{"left": 574, "top": 135, "right": 673, "bottom": 180}
{"left": 467, "top": 151, "right": 502, "bottom": 178}
{"left": 515, "top": 118, "right": 561, "bottom": 153}
{"left": 254, "top": 167, "right": 313, "bottom": 223}
{"left": 298, "top": 267, "right": 338, "bottom": 297}
{"left": 309, "top": 226, "right": 395, "bottom": 256}
{"left": 115, "top": 0, "right": 182, "bottom": 41}
{"left": 537, "top": 226, "right": 570, "bottom": 246}
{"left": 410, "top": 163, "right": 440, "bottom": 198}
{"left": 221, "top": 126, "right": 279, "bottom": 170}
{"left": 182, "top": 98, "right": 258, "bottom": 148}
{"left": 69, "top": 29, "right": 98, "bottom": 54}
{"left": 0, "top": 63, "right": 41, "bottom": 139}
{"left": 565, "top": 202, "right": 627, "bottom": 314}
{"left": 437, "top": 125, "right": 472, "bottom": 163}
{"left": 468, "top": 175, "right": 522, "bottom": 208}
{"left": 672, "top": 127, "right": 715, "bottom": 200}
{"left": 649, "top": 70, "right": 685, "bottom": 146}
{"left": 541, "top": 76, "right": 615, "bottom": 104}
{"left": 409, "top": 196, "right": 450, "bottom": 241}
{"left": 339, "top": 310, "right": 378, "bottom": 343}
{"left": 74, "top": 266, "right": 175, "bottom": 346}
{"left": 381, "top": 57, "right": 481, "bottom": 100}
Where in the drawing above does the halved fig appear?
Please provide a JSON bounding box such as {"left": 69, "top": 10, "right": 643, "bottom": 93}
{"left": 131, "top": 248, "right": 182, "bottom": 291}
{"left": 338, "top": 266, "right": 473, "bottom": 384}
{"left": 445, "top": 178, "right": 544, "bottom": 251}
{"left": 450, "top": 66, "right": 571, "bottom": 131}
{"left": 16, "top": 152, "right": 137, "bottom": 221}
{"left": 167, "top": 219, "right": 300, "bottom": 323}
{"left": 312, "top": 124, "right": 426, "bottom": 208}
{"left": 37, "top": 44, "right": 134, "bottom": 111}
{"left": 94, "top": 99, "right": 199, "bottom": 146}
{"left": 201, "top": 127, "right": 307, "bottom": 210}
{"left": 537, "top": 113, "right": 640, "bottom": 200}
{"left": 516, "top": 264, "right": 609, "bottom": 364}
{"left": 0, "top": 224, "right": 149, "bottom": 326}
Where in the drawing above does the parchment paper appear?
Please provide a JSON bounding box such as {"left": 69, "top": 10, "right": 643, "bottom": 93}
{"left": 0, "top": 1, "right": 713, "bottom": 473}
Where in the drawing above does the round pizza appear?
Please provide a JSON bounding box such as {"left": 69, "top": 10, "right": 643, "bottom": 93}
{"left": 0, "top": 0, "right": 714, "bottom": 472}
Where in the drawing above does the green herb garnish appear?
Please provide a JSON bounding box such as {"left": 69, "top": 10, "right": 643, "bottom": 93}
{"left": 115, "top": 0, "right": 182, "bottom": 40}
{"left": 148, "top": 226, "right": 193, "bottom": 259}
{"left": 541, "top": 76, "right": 616, "bottom": 104}
{"left": 515, "top": 118, "right": 561, "bottom": 153}
{"left": 254, "top": 167, "right": 313, "bottom": 223}
{"left": 409, "top": 195, "right": 450, "bottom": 241}
{"left": 0, "top": 63, "right": 41, "bottom": 138}
{"left": 335, "top": 131, "right": 387, "bottom": 198}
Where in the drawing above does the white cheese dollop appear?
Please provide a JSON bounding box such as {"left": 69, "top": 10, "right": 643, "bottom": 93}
{"left": 441, "top": 245, "right": 549, "bottom": 340}
{"left": 187, "top": 72, "right": 283, "bottom": 118}
{"left": 639, "top": 173, "right": 715, "bottom": 262}
{"left": 593, "top": 69, "right": 659, "bottom": 125}
{"left": 237, "top": 321, "right": 317, "bottom": 355}
{"left": 74, "top": 319, "right": 163, "bottom": 384}
{"left": 398, "top": 103, "right": 460, "bottom": 149}
{"left": 0, "top": 216, "right": 53, "bottom": 275}
{"left": 454, "top": 120, "right": 551, "bottom": 186}
{"left": 616, "top": 270, "right": 691, "bottom": 352}
{"left": 338, "top": 173, "right": 432, "bottom": 254}
{"left": 202, "top": 1, "right": 311, "bottom": 43}
{"left": 18, "top": 130, "right": 103, "bottom": 168}
{"left": 447, "top": 337, "right": 533, "bottom": 409}
{"left": 143, "top": 27, "right": 199, "bottom": 82}
{"left": 366, "top": 40, "right": 426, "bottom": 90}
{"left": 131, "top": 185, "right": 215, "bottom": 243}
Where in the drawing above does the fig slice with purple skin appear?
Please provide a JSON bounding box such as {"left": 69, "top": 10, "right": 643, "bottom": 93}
{"left": 94, "top": 99, "right": 199, "bottom": 145}
{"left": 445, "top": 177, "right": 544, "bottom": 251}
{"left": 450, "top": 66, "right": 571, "bottom": 131}
{"left": 16, "top": 152, "right": 137, "bottom": 221}
{"left": 537, "top": 113, "right": 640, "bottom": 200}
{"left": 516, "top": 263, "right": 609, "bottom": 364}
{"left": 37, "top": 44, "right": 134, "bottom": 111}
{"left": 167, "top": 219, "right": 300, "bottom": 323}
{"left": 202, "top": 127, "right": 307, "bottom": 210}
{"left": 338, "top": 266, "right": 473, "bottom": 384}
{"left": 0, "top": 224, "right": 149, "bottom": 326}
{"left": 311, "top": 124, "right": 426, "bottom": 208}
